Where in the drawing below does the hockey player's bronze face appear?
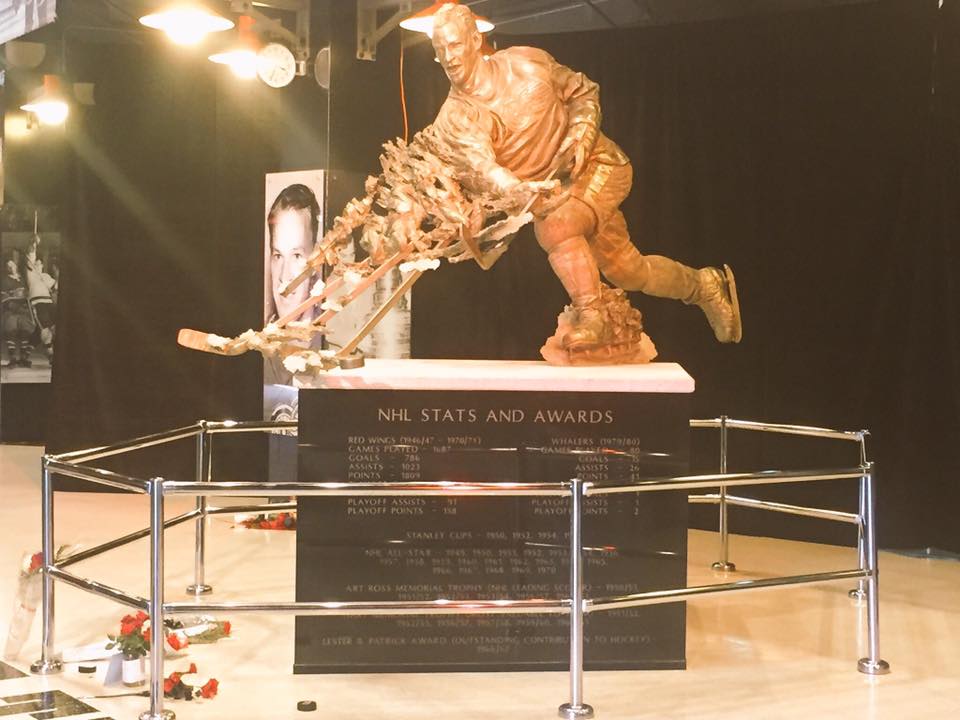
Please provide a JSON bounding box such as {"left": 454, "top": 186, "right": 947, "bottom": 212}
{"left": 432, "top": 20, "right": 480, "bottom": 89}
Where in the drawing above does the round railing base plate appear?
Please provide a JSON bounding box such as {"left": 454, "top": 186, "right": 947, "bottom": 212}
{"left": 558, "top": 703, "right": 595, "bottom": 719}
{"left": 857, "top": 658, "right": 890, "bottom": 675}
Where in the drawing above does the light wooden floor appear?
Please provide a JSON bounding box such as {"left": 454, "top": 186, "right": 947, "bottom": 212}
{"left": 1, "top": 444, "right": 958, "bottom": 720}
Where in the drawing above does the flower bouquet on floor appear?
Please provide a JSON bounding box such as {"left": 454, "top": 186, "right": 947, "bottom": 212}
{"left": 165, "top": 618, "right": 232, "bottom": 644}
{"left": 106, "top": 612, "right": 191, "bottom": 686}
{"left": 3, "top": 552, "right": 43, "bottom": 660}
{"left": 237, "top": 511, "right": 296, "bottom": 530}
{"left": 164, "top": 663, "right": 219, "bottom": 702}
{"left": 4, "top": 548, "right": 70, "bottom": 660}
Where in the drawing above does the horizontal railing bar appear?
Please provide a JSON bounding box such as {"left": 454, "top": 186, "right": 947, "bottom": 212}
{"left": 586, "top": 468, "right": 866, "bottom": 495}
{"left": 58, "top": 509, "right": 202, "bottom": 569}
{"left": 48, "top": 567, "right": 149, "bottom": 611}
{"left": 49, "top": 424, "right": 204, "bottom": 463}
{"left": 690, "top": 418, "right": 864, "bottom": 442}
{"left": 206, "top": 503, "right": 297, "bottom": 515}
{"left": 44, "top": 459, "right": 151, "bottom": 493}
{"left": 688, "top": 494, "right": 719, "bottom": 504}
{"left": 688, "top": 493, "right": 860, "bottom": 524}
{"left": 587, "top": 569, "right": 868, "bottom": 612}
{"left": 165, "top": 598, "right": 570, "bottom": 617}
{"left": 161, "top": 480, "right": 571, "bottom": 497}
{"left": 165, "top": 570, "right": 868, "bottom": 617}
{"left": 205, "top": 420, "right": 298, "bottom": 434}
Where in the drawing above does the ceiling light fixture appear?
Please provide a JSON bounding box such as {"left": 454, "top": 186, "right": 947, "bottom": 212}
{"left": 208, "top": 15, "right": 259, "bottom": 79}
{"left": 139, "top": 2, "right": 234, "bottom": 46}
{"left": 399, "top": 0, "right": 494, "bottom": 37}
{"left": 20, "top": 74, "right": 69, "bottom": 126}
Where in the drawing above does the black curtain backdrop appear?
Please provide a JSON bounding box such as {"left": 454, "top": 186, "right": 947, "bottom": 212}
{"left": 47, "top": 1, "right": 330, "bottom": 483}
{"left": 409, "top": 0, "right": 960, "bottom": 551}
{"left": 46, "top": 0, "right": 959, "bottom": 550}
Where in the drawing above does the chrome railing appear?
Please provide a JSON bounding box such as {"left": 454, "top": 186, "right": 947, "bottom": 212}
{"left": 30, "top": 417, "right": 889, "bottom": 720}
{"left": 689, "top": 416, "right": 870, "bottom": 596}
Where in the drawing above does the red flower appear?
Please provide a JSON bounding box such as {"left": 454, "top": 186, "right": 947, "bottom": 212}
{"left": 163, "top": 670, "right": 183, "bottom": 695}
{"left": 143, "top": 627, "right": 151, "bottom": 643}
{"left": 120, "top": 611, "right": 148, "bottom": 636}
{"left": 187, "top": 663, "right": 197, "bottom": 674}
{"left": 167, "top": 632, "right": 188, "bottom": 651}
{"left": 29, "top": 553, "right": 43, "bottom": 573}
{"left": 200, "top": 678, "right": 219, "bottom": 699}
{"left": 222, "top": 622, "right": 231, "bottom": 636}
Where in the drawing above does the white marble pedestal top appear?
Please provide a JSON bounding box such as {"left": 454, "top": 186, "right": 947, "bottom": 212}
{"left": 299, "top": 358, "right": 694, "bottom": 394}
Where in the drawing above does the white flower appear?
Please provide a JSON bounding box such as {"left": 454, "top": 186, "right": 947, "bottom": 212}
{"left": 321, "top": 299, "right": 343, "bottom": 312}
{"left": 282, "top": 354, "right": 308, "bottom": 374}
{"left": 309, "top": 278, "right": 326, "bottom": 297}
{"left": 399, "top": 258, "right": 441, "bottom": 273}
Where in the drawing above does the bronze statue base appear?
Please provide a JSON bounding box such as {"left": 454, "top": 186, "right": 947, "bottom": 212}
{"left": 540, "top": 286, "right": 657, "bottom": 366}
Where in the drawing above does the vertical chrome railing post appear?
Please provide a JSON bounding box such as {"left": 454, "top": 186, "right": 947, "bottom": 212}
{"left": 712, "top": 415, "right": 736, "bottom": 572}
{"left": 857, "top": 464, "right": 889, "bottom": 675}
{"left": 186, "top": 421, "right": 212, "bottom": 595}
{"left": 30, "top": 458, "right": 63, "bottom": 675}
{"left": 142, "top": 477, "right": 174, "bottom": 720}
{"left": 558, "top": 478, "right": 594, "bottom": 720}
{"left": 849, "top": 434, "right": 868, "bottom": 600}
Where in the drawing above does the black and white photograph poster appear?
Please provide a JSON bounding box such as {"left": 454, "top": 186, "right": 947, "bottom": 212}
{"left": 1, "top": 231, "right": 58, "bottom": 383}
{"left": 263, "top": 168, "right": 410, "bottom": 483}
{"left": 0, "top": 0, "right": 56, "bottom": 46}
{"left": 262, "top": 169, "right": 411, "bottom": 390}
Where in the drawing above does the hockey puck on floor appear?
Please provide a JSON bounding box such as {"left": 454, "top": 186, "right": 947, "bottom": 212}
{"left": 78, "top": 665, "right": 96, "bottom": 674}
{"left": 297, "top": 700, "right": 317, "bottom": 712}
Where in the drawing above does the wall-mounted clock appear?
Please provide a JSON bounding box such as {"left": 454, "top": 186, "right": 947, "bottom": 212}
{"left": 257, "top": 42, "right": 296, "bottom": 88}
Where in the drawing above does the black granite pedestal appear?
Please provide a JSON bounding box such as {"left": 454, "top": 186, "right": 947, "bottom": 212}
{"left": 294, "top": 360, "right": 692, "bottom": 673}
